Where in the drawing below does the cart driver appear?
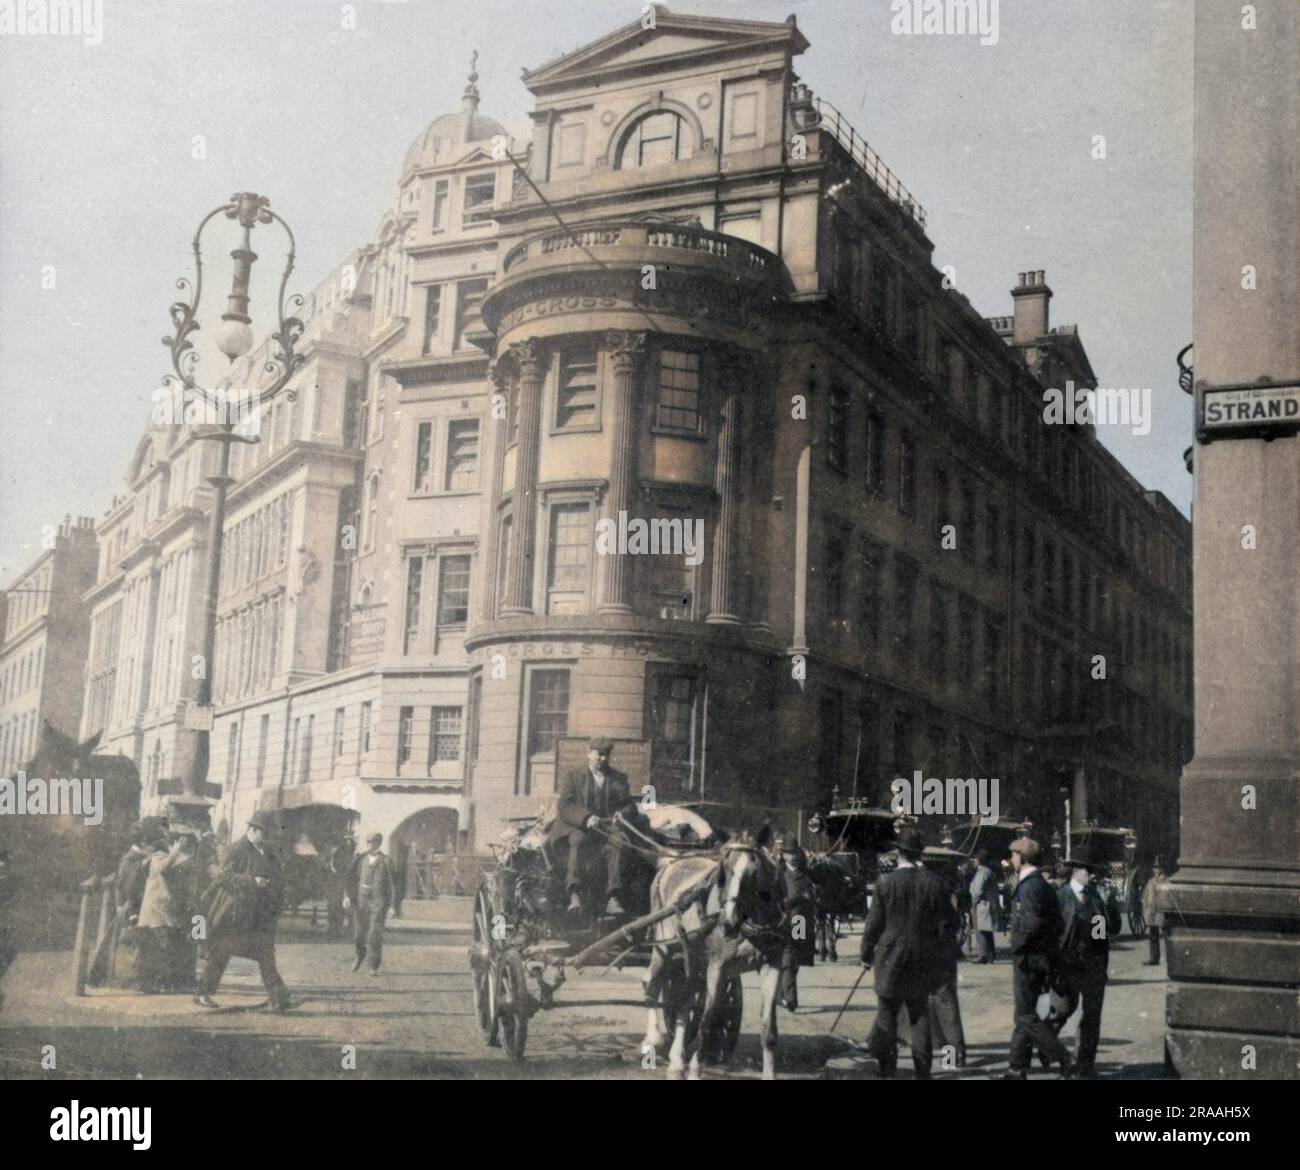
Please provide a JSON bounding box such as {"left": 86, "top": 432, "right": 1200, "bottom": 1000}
{"left": 556, "top": 737, "right": 644, "bottom": 916}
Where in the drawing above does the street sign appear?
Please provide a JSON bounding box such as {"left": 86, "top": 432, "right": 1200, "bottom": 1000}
{"left": 184, "top": 704, "right": 215, "bottom": 731}
{"left": 1200, "top": 381, "right": 1300, "bottom": 441}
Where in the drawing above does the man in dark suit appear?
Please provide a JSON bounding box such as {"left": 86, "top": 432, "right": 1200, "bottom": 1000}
{"left": 555, "top": 737, "right": 639, "bottom": 916}
{"left": 345, "top": 832, "right": 398, "bottom": 975}
{"left": 1002, "top": 835, "right": 1074, "bottom": 1078}
{"left": 1050, "top": 847, "right": 1122, "bottom": 1078}
{"left": 194, "top": 810, "right": 298, "bottom": 1012}
{"left": 859, "top": 829, "right": 949, "bottom": 1079}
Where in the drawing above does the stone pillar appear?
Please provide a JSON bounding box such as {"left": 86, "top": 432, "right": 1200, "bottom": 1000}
{"left": 707, "top": 370, "right": 741, "bottom": 625}
{"left": 483, "top": 360, "right": 511, "bottom": 623}
{"left": 597, "top": 332, "right": 646, "bottom": 615}
{"left": 1162, "top": 0, "right": 1300, "bottom": 1080}
{"left": 501, "top": 339, "right": 545, "bottom": 616}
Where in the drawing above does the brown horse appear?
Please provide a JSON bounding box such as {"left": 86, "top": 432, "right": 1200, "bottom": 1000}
{"left": 642, "top": 830, "right": 788, "bottom": 1080}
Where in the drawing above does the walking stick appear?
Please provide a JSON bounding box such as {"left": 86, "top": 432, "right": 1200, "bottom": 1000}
{"left": 830, "top": 964, "right": 869, "bottom": 1035}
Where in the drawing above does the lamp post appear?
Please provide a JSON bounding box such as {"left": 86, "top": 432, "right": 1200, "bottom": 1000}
{"left": 162, "top": 193, "right": 304, "bottom": 805}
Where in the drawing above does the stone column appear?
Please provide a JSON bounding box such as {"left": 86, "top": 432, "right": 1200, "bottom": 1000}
{"left": 483, "top": 359, "right": 511, "bottom": 623}
{"left": 501, "top": 339, "right": 545, "bottom": 616}
{"left": 707, "top": 366, "right": 741, "bottom": 625}
{"left": 1163, "top": 0, "right": 1300, "bottom": 1080}
{"left": 597, "top": 332, "right": 646, "bottom": 615}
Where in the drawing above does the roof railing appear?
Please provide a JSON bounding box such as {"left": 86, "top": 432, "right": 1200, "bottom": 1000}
{"left": 811, "top": 96, "right": 927, "bottom": 230}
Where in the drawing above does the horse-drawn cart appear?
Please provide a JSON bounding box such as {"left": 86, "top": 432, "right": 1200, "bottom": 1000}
{"left": 468, "top": 805, "right": 744, "bottom": 1064}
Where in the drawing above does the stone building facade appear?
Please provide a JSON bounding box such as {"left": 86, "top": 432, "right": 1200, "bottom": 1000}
{"left": 463, "top": 10, "right": 1192, "bottom": 861}
{"left": 1, "top": 516, "right": 98, "bottom": 773}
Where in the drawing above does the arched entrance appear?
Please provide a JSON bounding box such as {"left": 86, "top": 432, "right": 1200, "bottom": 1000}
{"left": 391, "top": 806, "right": 461, "bottom": 902}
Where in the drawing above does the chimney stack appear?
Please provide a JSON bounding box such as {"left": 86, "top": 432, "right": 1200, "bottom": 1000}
{"left": 1011, "top": 269, "right": 1052, "bottom": 345}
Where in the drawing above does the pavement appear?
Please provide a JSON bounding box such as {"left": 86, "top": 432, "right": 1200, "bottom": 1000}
{"left": 0, "top": 906, "right": 1169, "bottom": 1081}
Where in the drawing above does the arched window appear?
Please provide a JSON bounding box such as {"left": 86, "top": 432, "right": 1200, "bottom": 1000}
{"left": 617, "top": 111, "right": 691, "bottom": 169}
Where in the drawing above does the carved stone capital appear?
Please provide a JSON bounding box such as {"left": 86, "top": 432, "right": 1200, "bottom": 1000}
{"left": 605, "top": 331, "right": 648, "bottom": 373}
{"left": 506, "top": 337, "right": 547, "bottom": 381}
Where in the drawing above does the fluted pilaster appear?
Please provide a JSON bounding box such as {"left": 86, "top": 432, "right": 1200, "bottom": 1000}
{"left": 501, "top": 338, "right": 546, "bottom": 616}
{"left": 597, "top": 332, "right": 647, "bottom": 614}
{"left": 707, "top": 381, "right": 741, "bottom": 624}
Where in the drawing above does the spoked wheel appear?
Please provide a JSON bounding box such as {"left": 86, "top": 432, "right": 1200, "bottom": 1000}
{"left": 470, "top": 887, "right": 500, "bottom": 1047}
{"left": 705, "top": 971, "right": 744, "bottom": 1064}
{"left": 497, "top": 948, "right": 530, "bottom": 1062}
{"left": 1129, "top": 904, "right": 1146, "bottom": 937}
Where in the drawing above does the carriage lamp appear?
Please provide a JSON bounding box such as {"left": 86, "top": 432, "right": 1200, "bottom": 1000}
{"left": 160, "top": 193, "right": 305, "bottom": 806}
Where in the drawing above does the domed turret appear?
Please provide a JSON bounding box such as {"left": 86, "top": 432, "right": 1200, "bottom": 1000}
{"left": 402, "top": 51, "right": 506, "bottom": 177}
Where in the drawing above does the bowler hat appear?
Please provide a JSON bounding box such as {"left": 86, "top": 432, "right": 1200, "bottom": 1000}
{"left": 1064, "top": 846, "right": 1102, "bottom": 871}
{"left": 1008, "top": 835, "right": 1041, "bottom": 862}
{"left": 896, "top": 828, "right": 925, "bottom": 857}
{"left": 588, "top": 737, "right": 615, "bottom": 753}
{"left": 367, "top": 832, "right": 383, "bottom": 845}
{"left": 247, "top": 810, "right": 278, "bottom": 831}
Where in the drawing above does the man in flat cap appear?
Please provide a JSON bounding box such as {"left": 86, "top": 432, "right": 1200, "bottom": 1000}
{"left": 1002, "top": 835, "right": 1074, "bottom": 1078}
{"left": 859, "top": 828, "right": 949, "bottom": 1079}
{"left": 194, "top": 809, "right": 297, "bottom": 1012}
{"left": 555, "top": 737, "right": 640, "bottom": 916}
{"left": 344, "top": 832, "right": 398, "bottom": 975}
{"left": 1049, "top": 846, "right": 1121, "bottom": 1078}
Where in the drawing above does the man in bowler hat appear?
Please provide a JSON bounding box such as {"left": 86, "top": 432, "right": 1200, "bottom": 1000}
{"left": 555, "top": 737, "right": 642, "bottom": 916}
{"left": 1002, "top": 836, "right": 1074, "bottom": 1078}
{"left": 194, "top": 809, "right": 298, "bottom": 1012}
{"left": 859, "top": 828, "right": 949, "bottom": 1079}
{"left": 345, "top": 832, "right": 398, "bottom": 974}
{"left": 1050, "top": 846, "right": 1122, "bottom": 1077}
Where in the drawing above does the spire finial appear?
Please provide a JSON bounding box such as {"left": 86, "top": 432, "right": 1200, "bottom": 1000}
{"left": 463, "top": 49, "right": 480, "bottom": 114}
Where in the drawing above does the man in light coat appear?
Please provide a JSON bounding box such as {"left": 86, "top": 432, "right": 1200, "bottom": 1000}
{"left": 1142, "top": 863, "right": 1167, "bottom": 965}
{"left": 968, "top": 849, "right": 998, "bottom": 963}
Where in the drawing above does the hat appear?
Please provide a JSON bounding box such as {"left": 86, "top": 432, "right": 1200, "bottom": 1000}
{"left": 896, "top": 828, "right": 925, "bottom": 857}
{"left": 367, "top": 832, "right": 383, "bottom": 845}
{"left": 247, "top": 810, "right": 278, "bottom": 831}
{"left": 1009, "top": 836, "right": 1041, "bottom": 862}
{"left": 974, "top": 848, "right": 990, "bottom": 865}
{"left": 1064, "top": 846, "right": 1102, "bottom": 871}
{"left": 588, "top": 737, "right": 615, "bottom": 753}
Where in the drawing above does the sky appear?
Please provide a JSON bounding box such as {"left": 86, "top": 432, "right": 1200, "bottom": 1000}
{"left": 0, "top": 0, "right": 1194, "bottom": 585}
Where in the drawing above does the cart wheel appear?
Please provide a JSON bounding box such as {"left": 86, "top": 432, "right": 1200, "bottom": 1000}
{"left": 470, "top": 887, "right": 500, "bottom": 1047}
{"left": 706, "top": 971, "right": 744, "bottom": 1063}
{"left": 1129, "top": 905, "right": 1146, "bottom": 937}
{"left": 498, "top": 948, "right": 530, "bottom": 1062}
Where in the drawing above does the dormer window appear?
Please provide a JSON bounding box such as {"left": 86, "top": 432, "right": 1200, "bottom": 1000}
{"left": 618, "top": 111, "right": 690, "bottom": 169}
{"left": 463, "top": 173, "right": 496, "bottom": 224}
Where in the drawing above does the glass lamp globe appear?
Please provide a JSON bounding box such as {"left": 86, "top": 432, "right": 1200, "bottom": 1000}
{"left": 215, "top": 317, "right": 254, "bottom": 361}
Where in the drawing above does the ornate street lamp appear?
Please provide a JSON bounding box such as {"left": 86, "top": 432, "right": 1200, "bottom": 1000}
{"left": 161, "top": 192, "right": 304, "bottom": 804}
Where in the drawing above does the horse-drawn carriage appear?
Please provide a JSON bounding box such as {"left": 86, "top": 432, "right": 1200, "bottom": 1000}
{"left": 469, "top": 802, "right": 747, "bottom": 1065}
{"left": 802, "top": 800, "right": 898, "bottom": 959}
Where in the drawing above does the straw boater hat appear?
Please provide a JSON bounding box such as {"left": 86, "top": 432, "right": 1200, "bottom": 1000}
{"left": 1008, "top": 836, "right": 1041, "bottom": 862}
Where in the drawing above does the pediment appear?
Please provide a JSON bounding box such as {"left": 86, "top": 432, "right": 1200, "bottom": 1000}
{"left": 523, "top": 11, "right": 807, "bottom": 93}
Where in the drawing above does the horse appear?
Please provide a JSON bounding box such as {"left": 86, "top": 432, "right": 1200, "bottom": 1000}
{"left": 807, "top": 852, "right": 867, "bottom": 961}
{"left": 642, "top": 828, "right": 788, "bottom": 1080}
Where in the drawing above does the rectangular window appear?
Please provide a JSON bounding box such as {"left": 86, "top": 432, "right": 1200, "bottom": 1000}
{"left": 523, "top": 668, "right": 570, "bottom": 796}
{"left": 861, "top": 540, "right": 883, "bottom": 645}
{"left": 422, "top": 285, "right": 442, "bottom": 354}
{"left": 226, "top": 722, "right": 240, "bottom": 787}
{"left": 865, "top": 412, "right": 885, "bottom": 495}
{"left": 289, "top": 716, "right": 300, "bottom": 783}
{"left": 898, "top": 433, "right": 916, "bottom": 515}
{"left": 397, "top": 707, "right": 414, "bottom": 770}
{"left": 496, "top": 515, "right": 512, "bottom": 612}
{"left": 453, "top": 279, "right": 489, "bottom": 350}
{"left": 649, "top": 507, "right": 697, "bottom": 620}
{"left": 404, "top": 556, "right": 424, "bottom": 654}
{"left": 444, "top": 419, "right": 480, "bottom": 490}
{"left": 359, "top": 701, "right": 373, "bottom": 756}
{"left": 333, "top": 708, "right": 346, "bottom": 767}
{"left": 437, "top": 553, "right": 472, "bottom": 628}
{"left": 429, "top": 706, "right": 463, "bottom": 765}
{"left": 414, "top": 421, "right": 434, "bottom": 493}
{"left": 299, "top": 714, "right": 313, "bottom": 783}
{"left": 255, "top": 714, "right": 269, "bottom": 787}
{"left": 656, "top": 350, "right": 702, "bottom": 433}
{"left": 556, "top": 349, "right": 599, "bottom": 430}
{"left": 827, "top": 382, "right": 848, "bottom": 472}
{"left": 546, "top": 504, "right": 592, "bottom": 615}
{"left": 893, "top": 556, "right": 918, "bottom": 666}
{"left": 463, "top": 173, "right": 496, "bottom": 222}
{"left": 431, "top": 179, "right": 449, "bottom": 231}
{"left": 647, "top": 670, "right": 702, "bottom": 795}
